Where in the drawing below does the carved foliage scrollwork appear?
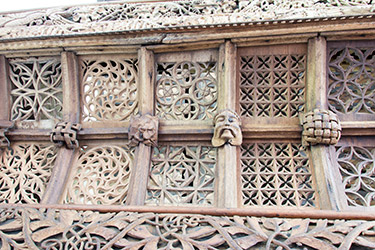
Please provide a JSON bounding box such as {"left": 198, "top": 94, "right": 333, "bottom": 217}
{"left": 1, "top": 207, "right": 375, "bottom": 249}
{"left": 156, "top": 61, "right": 217, "bottom": 120}
{"left": 328, "top": 44, "right": 375, "bottom": 115}
{"left": 64, "top": 145, "right": 135, "bottom": 205}
{"left": 336, "top": 146, "right": 375, "bottom": 207}
{"left": 239, "top": 53, "right": 306, "bottom": 118}
{"left": 9, "top": 58, "right": 63, "bottom": 122}
{"left": 146, "top": 145, "right": 216, "bottom": 206}
{"left": 81, "top": 58, "right": 138, "bottom": 122}
{"left": 0, "top": 143, "right": 58, "bottom": 204}
{"left": 241, "top": 143, "right": 316, "bottom": 208}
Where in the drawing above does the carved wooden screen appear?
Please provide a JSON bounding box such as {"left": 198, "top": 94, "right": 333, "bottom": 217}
{"left": 237, "top": 44, "right": 319, "bottom": 209}
{"left": 327, "top": 41, "right": 375, "bottom": 211}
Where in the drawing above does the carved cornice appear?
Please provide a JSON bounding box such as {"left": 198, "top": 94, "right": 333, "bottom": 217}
{"left": 0, "top": 0, "right": 374, "bottom": 40}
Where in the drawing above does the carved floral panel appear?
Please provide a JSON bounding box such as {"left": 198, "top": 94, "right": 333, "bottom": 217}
{"left": 1, "top": 207, "right": 375, "bottom": 249}
{"left": 146, "top": 145, "right": 216, "bottom": 206}
{"left": 239, "top": 50, "right": 306, "bottom": 118}
{"left": 328, "top": 43, "right": 375, "bottom": 116}
{"left": 64, "top": 145, "right": 135, "bottom": 205}
{"left": 241, "top": 143, "right": 316, "bottom": 208}
{"left": 9, "top": 58, "right": 63, "bottom": 122}
{"left": 0, "top": 143, "right": 57, "bottom": 204}
{"left": 155, "top": 58, "right": 217, "bottom": 120}
{"left": 335, "top": 145, "right": 375, "bottom": 207}
{"left": 80, "top": 58, "right": 138, "bottom": 122}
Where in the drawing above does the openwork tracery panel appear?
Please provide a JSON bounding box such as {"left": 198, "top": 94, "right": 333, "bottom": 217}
{"left": 2, "top": 207, "right": 375, "bottom": 250}
{"left": 241, "top": 143, "right": 316, "bottom": 208}
{"left": 64, "top": 145, "right": 135, "bottom": 205}
{"left": 328, "top": 42, "right": 375, "bottom": 116}
{"left": 0, "top": 143, "right": 57, "bottom": 204}
{"left": 146, "top": 145, "right": 216, "bottom": 206}
{"left": 239, "top": 46, "right": 306, "bottom": 118}
{"left": 335, "top": 145, "right": 375, "bottom": 207}
{"left": 9, "top": 58, "right": 63, "bottom": 122}
{"left": 80, "top": 58, "right": 138, "bottom": 122}
{"left": 155, "top": 54, "right": 218, "bottom": 120}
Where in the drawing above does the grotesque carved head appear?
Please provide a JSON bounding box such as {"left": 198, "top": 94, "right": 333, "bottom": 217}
{"left": 212, "top": 109, "right": 242, "bottom": 147}
{"left": 129, "top": 114, "right": 159, "bottom": 147}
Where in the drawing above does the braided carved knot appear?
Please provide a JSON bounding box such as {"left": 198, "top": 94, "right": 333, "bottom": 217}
{"left": 129, "top": 114, "right": 159, "bottom": 147}
{"left": 300, "top": 109, "right": 341, "bottom": 146}
{"left": 50, "top": 122, "right": 81, "bottom": 149}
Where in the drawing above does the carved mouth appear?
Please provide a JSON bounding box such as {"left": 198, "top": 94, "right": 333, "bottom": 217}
{"left": 218, "top": 126, "right": 235, "bottom": 140}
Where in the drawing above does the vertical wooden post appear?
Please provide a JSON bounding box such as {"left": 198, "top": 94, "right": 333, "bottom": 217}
{"left": 42, "top": 52, "right": 81, "bottom": 204}
{"left": 216, "top": 41, "right": 238, "bottom": 208}
{"left": 0, "top": 55, "right": 10, "bottom": 121}
{"left": 126, "top": 47, "right": 155, "bottom": 205}
{"left": 306, "top": 37, "right": 345, "bottom": 210}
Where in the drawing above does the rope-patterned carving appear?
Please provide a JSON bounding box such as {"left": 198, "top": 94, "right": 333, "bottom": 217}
{"left": 9, "top": 58, "right": 63, "bottom": 122}
{"left": 146, "top": 145, "right": 216, "bottom": 206}
{"left": 0, "top": 143, "right": 57, "bottom": 203}
{"left": 81, "top": 59, "right": 138, "bottom": 122}
{"left": 328, "top": 44, "right": 375, "bottom": 115}
{"left": 336, "top": 146, "right": 375, "bottom": 207}
{"left": 64, "top": 145, "right": 134, "bottom": 205}
{"left": 128, "top": 114, "right": 159, "bottom": 147}
{"left": 156, "top": 61, "right": 217, "bottom": 120}
{"left": 2, "top": 207, "right": 375, "bottom": 249}
{"left": 241, "top": 143, "right": 316, "bottom": 208}
{"left": 300, "top": 109, "right": 341, "bottom": 146}
{"left": 50, "top": 122, "right": 81, "bottom": 149}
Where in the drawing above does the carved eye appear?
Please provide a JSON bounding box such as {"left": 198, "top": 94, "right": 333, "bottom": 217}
{"left": 216, "top": 116, "right": 225, "bottom": 123}
{"left": 228, "top": 117, "right": 233, "bottom": 123}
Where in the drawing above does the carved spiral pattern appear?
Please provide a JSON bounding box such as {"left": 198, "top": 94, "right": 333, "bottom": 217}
{"left": 336, "top": 146, "right": 375, "bottom": 207}
{"left": 2, "top": 207, "right": 375, "bottom": 249}
{"left": 241, "top": 143, "right": 316, "bottom": 208}
{"left": 81, "top": 59, "right": 138, "bottom": 122}
{"left": 146, "top": 145, "right": 216, "bottom": 205}
{"left": 156, "top": 61, "right": 217, "bottom": 120}
{"left": 9, "top": 58, "right": 63, "bottom": 121}
{"left": 328, "top": 45, "right": 375, "bottom": 115}
{"left": 240, "top": 54, "right": 306, "bottom": 117}
{"left": 64, "top": 145, "right": 134, "bottom": 205}
{"left": 0, "top": 143, "right": 57, "bottom": 204}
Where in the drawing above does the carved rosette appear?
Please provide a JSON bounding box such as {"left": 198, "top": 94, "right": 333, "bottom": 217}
{"left": 128, "top": 114, "right": 159, "bottom": 147}
{"left": 50, "top": 122, "right": 81, "bottom": 149}
{"left": 300, "top": 109, "right": 341, "bottom": 146}
{"left": 212, "top": 109, "right": 242, "bottom": 147}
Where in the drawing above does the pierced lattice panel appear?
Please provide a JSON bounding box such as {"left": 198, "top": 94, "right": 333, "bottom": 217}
{"left": 328, "top": 43, "right": 375, "bottom": 116}
{"left": 335, "top": 145, "right": 375, "bottom": 207}
{"left": 80, "top": 58, "right": 138, "bottom": 122}
{"left": 64, "top": 145, "right": 135, "bottom": 205}
{"left": 146, "top": 145, "right": 216, "bottom": 206}
{"left": 155, "top": 53, "right": 218, "bottom": 120}
{"left": 0, "top": 143, "right": 58, "bottom": 203}
{"left": 241, "top": 143, "right": 316, "bottom": 208}
{"left": 9, "top": 58, "right": 63, "bottom": 122}
{"left": 239, "top": 46, "right": 306, "bottom": 118}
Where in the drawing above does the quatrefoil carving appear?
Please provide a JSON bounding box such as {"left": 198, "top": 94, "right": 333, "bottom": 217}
{"left": 50, "top": 122, "right": 81, "bottom": 149}
{"left": 129, "top": 114, "right": 159, "bottom": 147}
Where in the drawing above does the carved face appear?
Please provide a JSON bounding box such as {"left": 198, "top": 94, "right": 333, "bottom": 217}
{"left": 212, "top": 110, "right": 242, "bottom": 147}
{"left": 129, "top": 115, "right": 159, "bottom": 147}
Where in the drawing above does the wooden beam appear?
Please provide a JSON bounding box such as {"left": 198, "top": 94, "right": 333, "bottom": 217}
{"left": 0, "top": 55, "right": 10, "bottom": 121}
